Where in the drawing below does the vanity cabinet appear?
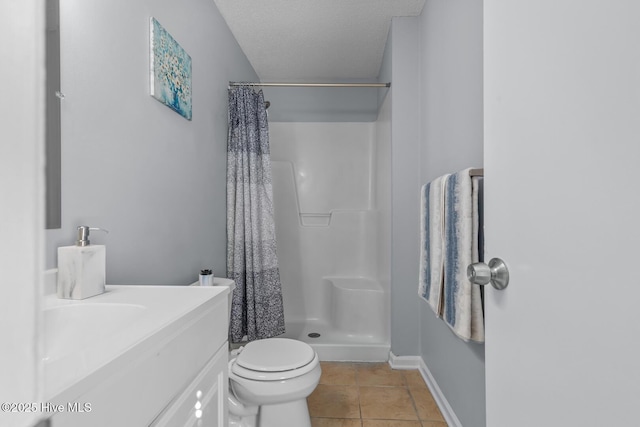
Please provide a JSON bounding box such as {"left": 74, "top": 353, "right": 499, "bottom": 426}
{"left": 151, "top": 344, "right": 228, "bottom": 426}
{"left": 46, "top": 286, "right": 229, "bottom": 427}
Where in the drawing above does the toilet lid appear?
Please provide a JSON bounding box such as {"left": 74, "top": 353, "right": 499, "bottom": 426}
{"left": 235, "top": 338, "right": 316, "bottom": 372}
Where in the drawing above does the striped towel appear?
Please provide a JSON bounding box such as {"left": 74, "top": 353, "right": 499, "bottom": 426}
{"left": 442, "top": 168, "right": 484, "bottom": 342}
{"left": 419, "top": 174, "right": 450, "bottom": 316}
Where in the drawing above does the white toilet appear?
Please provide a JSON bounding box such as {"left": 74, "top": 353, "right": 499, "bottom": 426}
{"left": 217, "top": 279, "right": 321, "bottom": 427}
{"left": 228, "top": 337, "right": 321, "bottom": 427}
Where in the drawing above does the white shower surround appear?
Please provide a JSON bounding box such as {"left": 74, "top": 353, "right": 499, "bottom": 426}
{"left": 270, "top": 120, "right": 391, "bottom": 361}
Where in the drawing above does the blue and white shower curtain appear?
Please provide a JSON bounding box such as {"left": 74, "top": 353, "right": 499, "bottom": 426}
{"left": 226, "top": 86, "right": 285, "bottom": 342}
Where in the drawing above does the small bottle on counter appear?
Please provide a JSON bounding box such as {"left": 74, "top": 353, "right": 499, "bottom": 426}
{"left": 199, "top": 269, "right": 213, "bottom": 286}
{"left": 57, "top": 226, "right": 109, "bottom": 299}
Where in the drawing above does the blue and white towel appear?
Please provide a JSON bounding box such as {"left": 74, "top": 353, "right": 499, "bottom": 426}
{"left": 442, "top": 168, "right": 484, "bottom": 342}
{"left": 419, "top": 174, "right": 449, "bottom": 316}
{"left": 419, "top": 168, "right": 484, "bottom": 342}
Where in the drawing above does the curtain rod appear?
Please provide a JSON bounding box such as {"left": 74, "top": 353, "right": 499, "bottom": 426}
{"left": 228, "top": 82, "right": 391, "bottom": 88}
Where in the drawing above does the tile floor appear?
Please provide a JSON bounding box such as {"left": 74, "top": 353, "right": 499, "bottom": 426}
{"left": 307, "top": 362, "right": 448, "bottom": 427}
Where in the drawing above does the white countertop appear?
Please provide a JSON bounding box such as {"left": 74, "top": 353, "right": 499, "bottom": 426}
{"left": 43, "top": 284, "right": 229, "bottom": 401}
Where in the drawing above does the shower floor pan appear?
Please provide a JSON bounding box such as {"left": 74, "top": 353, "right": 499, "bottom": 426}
{"left": 281, "top": 319, "right": 390, "bottom": 362}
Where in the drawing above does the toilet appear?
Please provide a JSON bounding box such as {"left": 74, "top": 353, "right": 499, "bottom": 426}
{"left": 217, "top": 278, "right": 321, "bottom": 427}
{"left": 227, "top": 337, "right": 321, "bottom": 427}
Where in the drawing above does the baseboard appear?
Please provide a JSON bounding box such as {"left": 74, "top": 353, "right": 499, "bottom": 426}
{"left": 387, "top": 352, "right": 422, "bottom": 369}
{"left": 389, "top": 352, "right": 463, "bottom": 427}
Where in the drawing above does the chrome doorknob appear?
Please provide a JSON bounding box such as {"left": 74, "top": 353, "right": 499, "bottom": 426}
{"left": 467, "top": 258, "right": 509, "bottom": 290}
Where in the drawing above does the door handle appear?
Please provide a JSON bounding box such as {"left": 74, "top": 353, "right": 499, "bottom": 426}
{"left": 467, "top": 258, "right": 509, "bottom": 290}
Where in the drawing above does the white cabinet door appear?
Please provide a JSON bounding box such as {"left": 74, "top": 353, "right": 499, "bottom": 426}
{"left": 152, "top": 347, "right": 228, "bottom": 427}
{"left": 484, "top": 1, "right": 640, "bottom": 426}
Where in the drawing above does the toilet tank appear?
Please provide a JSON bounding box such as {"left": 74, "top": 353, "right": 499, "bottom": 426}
{"left": 191, "top": 277, "right": 236, "bottom": 317}
{"left": 213, "top": 278, "right": 236, "bottom": 316}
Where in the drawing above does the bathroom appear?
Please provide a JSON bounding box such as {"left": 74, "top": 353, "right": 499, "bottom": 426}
{"left": 4, "top": 1, "right": 640, "bottom": 427}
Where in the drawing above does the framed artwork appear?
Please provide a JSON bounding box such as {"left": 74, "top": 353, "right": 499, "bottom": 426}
{"left": 150, "top": 17, "right": 192, "bottom": 120}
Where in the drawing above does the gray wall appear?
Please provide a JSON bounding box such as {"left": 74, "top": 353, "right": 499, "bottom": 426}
{"left": 382, "top": 4, "right": 486, "bottom": 426}
{"left": 45, "top": 0, "right": 258, "bottom": 284}
{"left": 386, "top": 17, "right": 422, "bottom": 357}
{"left": 264, "top": 83, "right": 382, "bottom": 122}
{"left": 375, "top": 89, "right": 392, "bottom": 346}
{"left": 418, "top": 0, "right": 486, "bottom": 426}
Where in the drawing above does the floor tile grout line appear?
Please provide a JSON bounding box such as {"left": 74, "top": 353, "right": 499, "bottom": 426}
{"left": 311, "top": 362, "right": 446, "bottom": 426}
{"left": 407, "top": 382, "right": 423, "bottom": 422}
{"left": 402, "top": 370, "right": 423, "bottom": 422}
{"left": 357, "top": 374, "right": 363, "bottom": 423}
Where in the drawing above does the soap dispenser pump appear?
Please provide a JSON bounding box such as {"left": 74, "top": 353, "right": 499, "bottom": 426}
{"left": 57, "top": 226, "right": 109, "bottom": 300}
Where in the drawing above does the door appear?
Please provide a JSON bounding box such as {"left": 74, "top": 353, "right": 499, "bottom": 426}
{"left": 484, "top": 1, "right": 640, "bottom": 426}
{"left": 0, "top": 2, "right": 45, "bottom": 427}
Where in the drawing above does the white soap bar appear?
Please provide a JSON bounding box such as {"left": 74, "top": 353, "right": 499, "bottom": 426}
{"left": 57, "top": 245, "right": 106, "bottom": 299}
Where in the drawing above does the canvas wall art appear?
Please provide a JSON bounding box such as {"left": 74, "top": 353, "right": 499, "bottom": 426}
{"left": 150, "top": 17, "right": 192, "bottom": 120}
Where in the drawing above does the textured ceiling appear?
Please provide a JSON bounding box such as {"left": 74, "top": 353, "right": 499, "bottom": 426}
{"left": 213, "top": 0, "right": 425, "bottom": 81}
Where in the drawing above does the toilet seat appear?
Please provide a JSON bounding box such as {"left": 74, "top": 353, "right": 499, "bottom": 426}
{"left": 231, "top": 338, "right": 318, "bottom": 381}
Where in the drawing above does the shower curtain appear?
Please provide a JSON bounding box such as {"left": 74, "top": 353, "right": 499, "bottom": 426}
{"left": 226, "top": 86, "right": 285, "bottom": 342}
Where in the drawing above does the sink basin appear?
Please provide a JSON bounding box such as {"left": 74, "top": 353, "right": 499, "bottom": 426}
{"left": 42, "top": 285, "right": 229, "bottom": 401}
{"left": 43, "top": 303, "right": 146, "bottom": 363}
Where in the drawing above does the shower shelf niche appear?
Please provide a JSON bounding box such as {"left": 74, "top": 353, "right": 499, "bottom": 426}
{"left": 299, "top": 213, "right": 331, "bottom": 227}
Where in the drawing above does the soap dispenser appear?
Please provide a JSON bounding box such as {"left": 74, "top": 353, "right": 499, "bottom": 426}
{"left": 57, "top": 226, "right": 109, "bottom": 300}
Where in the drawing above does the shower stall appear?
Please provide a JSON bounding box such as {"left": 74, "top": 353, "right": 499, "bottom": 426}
{"left": 264, "top": 87, "right": 392, "bottom": 361}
